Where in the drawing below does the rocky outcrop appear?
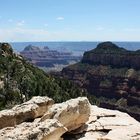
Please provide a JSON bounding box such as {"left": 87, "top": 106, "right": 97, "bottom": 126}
{"left": 64, "top": 105, "right": 140, "bottom": 140}
{"left": 102, "top": 125, "right": 140, "bottom": 140}
{"left": 62, "top": 42, "right": 140, "bottom": 121}
{"left": 0, "top": 96, "right": 91, "bottom": 140}
{"left": 0, "top": 96, "right": 139, "bottom": 140}
{"left": 0, "top": 96, "right": 54, "bottom": 129}
{"left": 41, "top": 97, "right": 90, "bottom": 131}
{"left": 0, "top": 119, "right": 67, "bottom": 140}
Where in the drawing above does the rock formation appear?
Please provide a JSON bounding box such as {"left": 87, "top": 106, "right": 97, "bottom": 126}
{"left": 41, "top": 97, "right": 90, "bottom": 131}
{"left": 0, "top": 96, "right": 139, "bottom": 140}
{"left": 20, "top": 45, "right": 81, "bottom": 68}
{"left": 0, "top": 96, "right": 54, "bottom": 129}
{"left": 67, "top": 105, "right": 140, "bottom": 140}
{"left": 82, "top": 41, "right": 140, "bottom": 69}
{"left": 62, "top": 42, "right": 140, "bottom": 121}
{"left": 0, "top": 119, "right": 67, "bottom": 140}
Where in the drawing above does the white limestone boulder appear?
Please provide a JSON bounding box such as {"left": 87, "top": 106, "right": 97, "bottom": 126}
{"left": 41, "top": 97, "right": 90, "bottom": 131}
{"left": 0, "top": 96, "right": 54, "bottom": 129}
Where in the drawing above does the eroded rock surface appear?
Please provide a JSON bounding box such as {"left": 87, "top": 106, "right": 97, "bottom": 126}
{"left": 0, "top": 96, "right": 139, "bottom": 140}
{"left": 0, "top": 119, "right": 67, "bottom": 140}
{"left": 65, "top": 105, "right": 140, "bottom": 140}
{"left": 41, "top": 97, "right": 90, "bottom": 131}
{"left": 0, "top": 96, "right": 54, "bottom": 129}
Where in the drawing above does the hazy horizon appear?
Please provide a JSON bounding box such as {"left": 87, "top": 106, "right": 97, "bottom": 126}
{"left": 8, "top": 40, "right": 140, "bottom": 43}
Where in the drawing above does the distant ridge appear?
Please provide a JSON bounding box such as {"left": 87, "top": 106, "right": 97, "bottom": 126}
{"left": 92, "top": 41, "right": 127, "bottom": 53}
{"left": 23, "top": 45, "right": 41, "bottom": 51}
{"left": 82, "top": 41, "right": 140, "bottom": 69}
{"left": 20, "top": 44, "right": 80, "bottom": 68}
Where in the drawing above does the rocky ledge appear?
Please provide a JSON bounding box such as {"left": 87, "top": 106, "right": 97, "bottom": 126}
{"left": 0, "top": 96, "right": 139, "bottom": 140}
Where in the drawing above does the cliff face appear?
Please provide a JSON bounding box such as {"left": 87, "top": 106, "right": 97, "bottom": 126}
{"left": 0, "top": 96, "right": 139, "bottom": 140}
{"left": 62, "top": 42, "right": 140, "bottom": 121}
{"left": 20, "top": 45, "right": 81, "bottom": 68}
{"left": 82, "top": 42, "right": 140, "bottom": 69}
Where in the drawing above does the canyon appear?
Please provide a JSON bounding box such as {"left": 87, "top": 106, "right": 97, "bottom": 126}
{"left": 20, "top": 45, "right": 81, "bottom": 71}
{"left": 62, "top": 42, "right": 140, "bottom": 121}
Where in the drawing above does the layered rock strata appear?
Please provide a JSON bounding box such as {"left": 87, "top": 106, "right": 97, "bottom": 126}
{"left": 62, "top": 42, "right": 140, "bottom": 121}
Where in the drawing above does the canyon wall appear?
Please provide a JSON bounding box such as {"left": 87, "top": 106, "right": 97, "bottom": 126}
{"left": 62, "top": 42, "right": 140, "bottom": 121}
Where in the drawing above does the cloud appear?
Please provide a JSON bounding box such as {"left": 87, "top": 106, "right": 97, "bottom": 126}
{"left": 8, "top": 19, "right": 13, "bottom": 22}
{"left": 0, "top": 27, "right": 82, "bottom": 42}
{"left": 44, "top": 23, "right": 48, "bottom": 27}
{"left": 0, "top": 27, "right": 49, "bottom": 42}
{"left": 17, "top": 20, "right": 25, "bottom": 26}
{"left": 56, "top": 17, "right": 64, "bottom": 20}
{"left": 96, "top": 26, "right": 104, "bottom": 31}
{"left": 123, "top": 28, "right": 140, "bottom": 32}
{"left": 0, "top": 26, "right": 140, "bottom": 42}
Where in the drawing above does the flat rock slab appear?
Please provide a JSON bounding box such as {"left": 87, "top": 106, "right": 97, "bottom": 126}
{"left": 65, "top": 105, "right": 140, "bottom": 140}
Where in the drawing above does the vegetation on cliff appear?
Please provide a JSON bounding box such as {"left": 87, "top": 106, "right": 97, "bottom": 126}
{"left": 90, "top": 42, "right": 127, "bottom": 53}
{"left": 82, "top": 42, "right": 140, "bottom": 69}
{"left": 0, "top": 43, "right": 86, "bottom": 109}
{"left": 84, "top": 41, "right": 140, "bottom": 54}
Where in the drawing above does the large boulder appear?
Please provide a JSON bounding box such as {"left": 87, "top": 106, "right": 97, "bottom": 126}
{"left": 0, "top": 119, "right": 67, "bottom": 140}
{"left": 41, "top": 97, "right": 90, "bottom": 131}
{"left": 0, "top": 96, "right": 54, "bottom": 129}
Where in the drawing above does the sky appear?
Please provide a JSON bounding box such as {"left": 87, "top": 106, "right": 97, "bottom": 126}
{"left": 0, "top": 0, "right": 140, "bottom": 42}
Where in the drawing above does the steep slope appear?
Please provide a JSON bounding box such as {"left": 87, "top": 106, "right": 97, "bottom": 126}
{"left": 62, "top": 42, "right": 140, "bottom": 121}
{"left": 0, "top": 43, "right": 86, "bottom": 109}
